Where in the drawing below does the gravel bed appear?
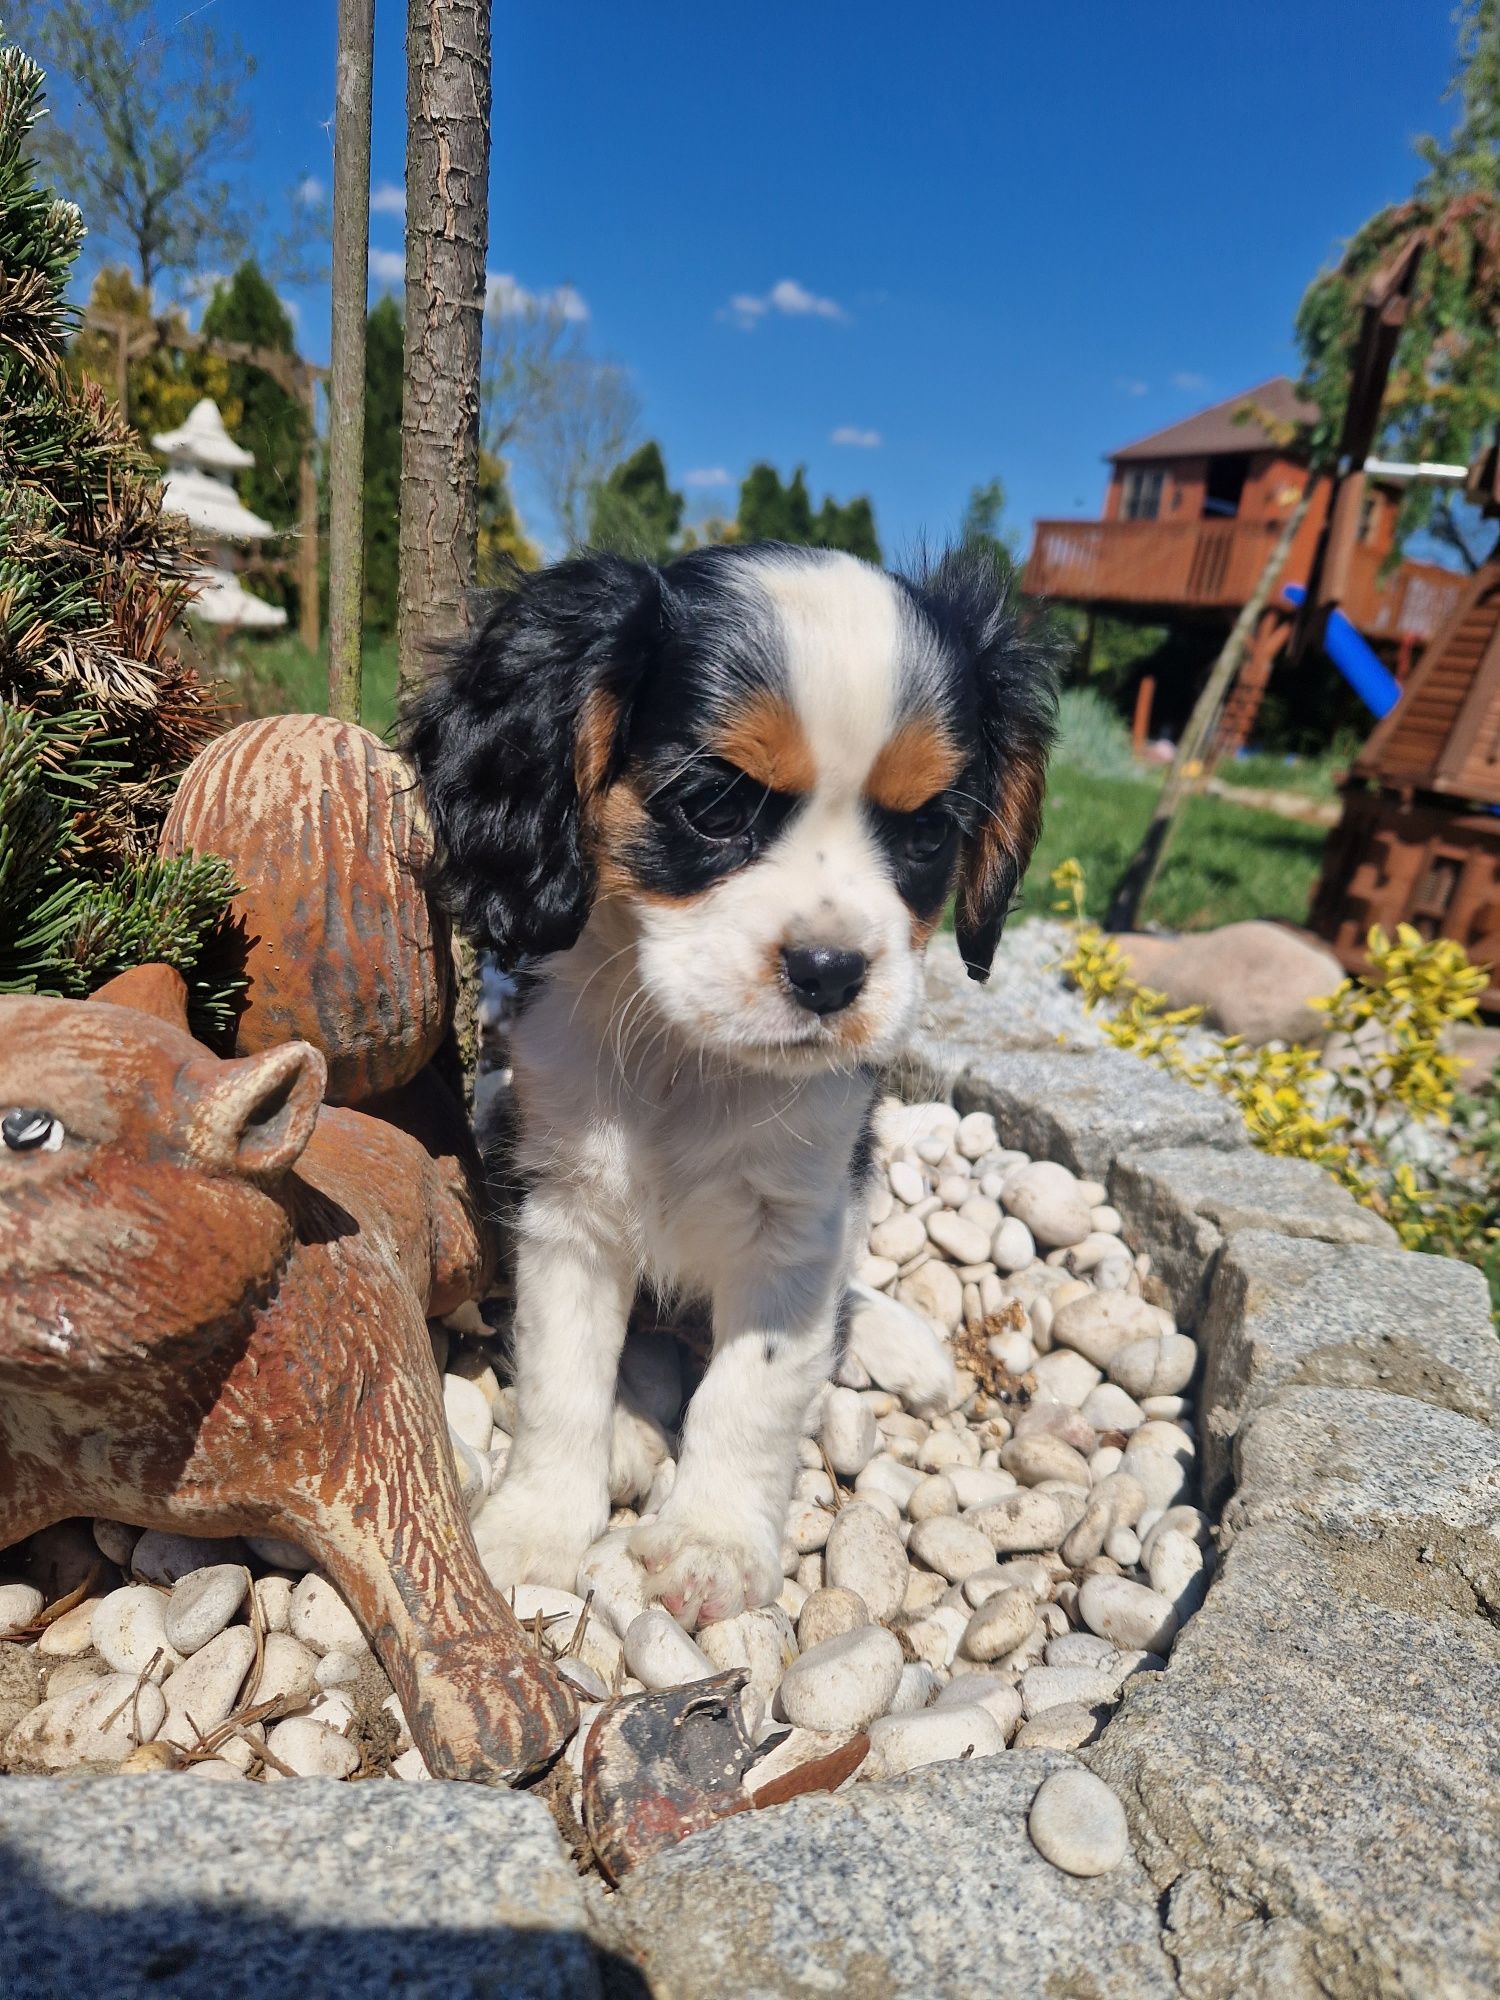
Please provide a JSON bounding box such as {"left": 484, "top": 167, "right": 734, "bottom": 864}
{"left": 0, "top": 1089, "right": 1210, "bottom": 1880}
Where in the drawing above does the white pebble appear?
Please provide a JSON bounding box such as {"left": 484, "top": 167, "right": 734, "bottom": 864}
{"left": 854, "top": 1455, "right": 923, "bottom": 1511}
{"left": 698, "top": 1605, "right": 798, "bottom": 1702}
{"left": 392, "top": 1745, "right": 433, "bottom": 1782}
{"left": 264, "top": 1716, "right": 361, "bottom": 1780}
{"left": 888, "top": 1160, "right": 926, "bottom": 1207}
{"left": 0, "top": 1583, "right": 43, "bottom": 1637}
{"left": 1082, "top": 1384, "right": 1145, "bottom": 1434}
{"left": 948, "top": 1466, "right": 1017, "bottom": 1510}
{"left": 1030, "top": 1350, "right": 1102, "bottom": 1409}
{"left": 864, "top": 1704, "right": 1005, "bottom": 1778}
{"left": 970, "top": 1490, "right": 1068, "bottom": 1555}
{"left": 1147, "top": 1531, "right": 1210, "bottom": 1619}
{"left": 443, "top": 1373, "right": 495, "bottom": 1454}
{"left": 897, "top": 1259, "right": 964, "bottom": 1333}
{"left": 824, "top": 1503, "right": 910, "bottom": 1623}
{"left": 256, "top": 1632, "right": 320, "bottom": 1710}
{"left": 289, "top": 1575, "right": 369, "bottom": 1658}
{"left": 5, "top": 1673, "right": 167, "bottom": 1771}
{"left": 314, "top": 1649, "right": 362, "bottom": 1690}
{"left": 92, "top": 1587, "right": 181, "bottom": 1682}
{"left": 1003, "top": 1162, "right": 1092, "bottom": 1249}
{"left": 846, "top": 1290, "right": 957, "bottom": 1413}
{"left": 1051, "top": 1292, "right": 1159, "bottom": 1369}
{"left": 36, "top": 1598, "right": 102, "bottom": 1659}
{"left": 868, "top": 1211, "right": 928, "bottom": 1263}
{"left": 1028, "top": 1767, "right": 1129, "bottom": 1876}
{"left": 253, "top": 1575, "right": 293, "bottom": 1635}
{"left": 907, "top": 1515, "right": 995, "bottom": 1584}
{"left": 574, "top": 1529, "right": 652, "bottom": 1639}
{"left": 1104, "top": 1526, "right": 1142, "bottom": 1567}
{"left": 1108, "top": 1333, "right": 1198, "bottom": 1400}
{"left": 959, "top": 1585, "right": 1036, "bottom": 1663}
{"left": 623, "top": 1609, "right": 715, "bottom": 1691}
{"left": 822, "top": 1386, "right": 878, "bottom": 1478}
{"left": 160, "top": 1627, "right": 256, "bottom": 1749}
{"left": 1078, "top": 1574, "right": 1180, "bottom": 1652}
{"left": 935, "top": 1674, "right": 1023, "bottom": 1738}
{"left": 164, "top": 1564, "right": 249, "bottom": 1655}
{"left": 991, "top": 1217, "right": 1036, "bottom": 1272}
{"left": 1020, "top": 1664, "right": 1119, "bottom": 1717}
{"left": 797, "top": 1587, "right": 869, "bottom": 1650}
{"left": 955, "top": 1111, "right": 999, "bottom": 1159}
{"left": 887, "top": 1661, "right": 943, "bottom": 1714}
{"left": 777, "top": 1625, "right": 903, "bottom": 1733}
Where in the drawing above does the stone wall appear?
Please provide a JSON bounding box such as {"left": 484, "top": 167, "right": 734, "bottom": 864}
{"left": 0, "top": 959, "right": 1496, "bottom": 1997}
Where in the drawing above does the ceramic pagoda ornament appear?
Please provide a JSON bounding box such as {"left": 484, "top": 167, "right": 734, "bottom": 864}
{"left": 153, "top": 398, "right": 288, "bottom": 631}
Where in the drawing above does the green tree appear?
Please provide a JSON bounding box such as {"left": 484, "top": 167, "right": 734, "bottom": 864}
{"left": 70, "top": 265, "right": 231, "bottom": 434}
{"left": 200, "top": 261, "right": 308, "bottom": 532}
{"left": 815, "top": 494, "right": 882, "bottom": 563}
{"left": 9, "top": 0, "right": 255, "bottom": 299}
{"left": 0, "top": 29, "right": 233, "bottom": 1022}
{"left": 361, "top": 294, "right": 404, "bottom": 632}
{"left": 477, "top": 450, "right": 539, "bottom": 577}
{"left": 957, "top": 478, "right": 1016, "bottom": 574}
{"left": 737, "top": 462, "right": 879, "bottom": 556}
{"left": 1297, "top": 0, "right": 1500, "bottom": 568}
{"left": 588, "top": 440, "right": 684, "bottom": 560}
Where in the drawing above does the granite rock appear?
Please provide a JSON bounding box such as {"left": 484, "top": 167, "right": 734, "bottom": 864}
{"left": 601, "top": 1754, "right": 1176, "bottom": 1997}
{"left": 1092, "top": 1520, "right": 1500, "bottom": 1999}
{"left": 0, "top": 1776, "right": 599, "bottom": 1998}
{"left": 1109, "top": 1145, "right": 1398, "bottom": 1324}
{"left": 1197, "top": 1230, "right": 1500, "bottom": 1503}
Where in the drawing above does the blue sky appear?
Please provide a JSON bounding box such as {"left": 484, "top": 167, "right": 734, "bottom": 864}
{"left": 75, "top": 1, "right": 1459, "bottom": 557}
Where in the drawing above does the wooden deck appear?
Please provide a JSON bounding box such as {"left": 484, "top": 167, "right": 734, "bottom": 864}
{"left": 1025, "top": 517, "right": 1465, "bottom": 642}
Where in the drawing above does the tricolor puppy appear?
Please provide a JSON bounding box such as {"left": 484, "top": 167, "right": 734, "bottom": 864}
{"left": 405, "top": 542, "right": 1056, "bottom": 1626}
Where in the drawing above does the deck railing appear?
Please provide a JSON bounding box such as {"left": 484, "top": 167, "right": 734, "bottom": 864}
{"left": 1025, "top": 516, "right": 1464, "bottom": 642}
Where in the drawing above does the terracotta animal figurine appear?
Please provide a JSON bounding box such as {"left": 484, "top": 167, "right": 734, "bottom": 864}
{"left": 0, "top": 716, "right": 576, "bottom": 1782}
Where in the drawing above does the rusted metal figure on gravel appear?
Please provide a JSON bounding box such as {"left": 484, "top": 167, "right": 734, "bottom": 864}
{"left": 0, "top": 715, "right": 576, "bottom": 1782}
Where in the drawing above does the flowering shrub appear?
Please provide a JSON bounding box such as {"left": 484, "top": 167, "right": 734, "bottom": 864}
{"left": 1050, "top": 859, "right": 1500, "bottom": 1311}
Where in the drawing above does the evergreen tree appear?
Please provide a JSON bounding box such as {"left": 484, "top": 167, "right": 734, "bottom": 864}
{"left": 70, "top": 265, "right": 233, "bottom": 434}
{"left": 476, "top": 449, "right": 540, "bottom": 578}
{"left": 200, "top": 261, "right": 307, "bottom": 531}
{"left": 737, "top": 461, "right": 880, "bottom": 559}
{"left": 588, "top": 440, "right": 684, "bottom": 560}
{"left": 0, "top": 31, "right": 233, "bottom": 1022}
{"left": 362, "top": 293, "right": 404, "bottom": 631}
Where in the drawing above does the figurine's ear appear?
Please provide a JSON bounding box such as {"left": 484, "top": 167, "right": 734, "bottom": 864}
{"left": 185, "top": 1043, "right": 326, "bottom": 1183}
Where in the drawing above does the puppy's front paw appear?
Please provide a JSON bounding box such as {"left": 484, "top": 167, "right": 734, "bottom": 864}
{"left": 473, "top": 1479, "right": 605, "bottom": 1594}
{"left": 630, "top": 1511, "right": 782, "bottom": 1629}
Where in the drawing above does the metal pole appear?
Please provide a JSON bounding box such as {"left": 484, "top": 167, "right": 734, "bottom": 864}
{"left": 327, "top": 0, "right": 376, "bottom": 721}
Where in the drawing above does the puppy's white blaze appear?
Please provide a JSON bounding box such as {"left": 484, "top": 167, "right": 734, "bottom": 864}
{"left": 752, "top": 551, "right": 904, "bottom": 797}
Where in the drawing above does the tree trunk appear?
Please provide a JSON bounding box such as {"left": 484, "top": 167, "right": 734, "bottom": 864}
{"left": 397, "top": 0, "right": 492, "bottom": 698}
{"left": 327, "top": 0, "right": 376, "bottom": 722}
{"left": 1105, "top": 476, "right": 1318, "bottom": 932}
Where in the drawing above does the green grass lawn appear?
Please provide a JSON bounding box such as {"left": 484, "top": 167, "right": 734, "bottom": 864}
{"left": 1023, "top": 763, "right": 1328, "bottom": 931}
{"left": 222, "top": 637, "right": 1327, "bottom": 935}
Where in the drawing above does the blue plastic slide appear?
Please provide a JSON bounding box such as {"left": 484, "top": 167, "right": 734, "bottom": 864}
{"left": 1282, "top": 583, "right": 1402, "bottom": 717}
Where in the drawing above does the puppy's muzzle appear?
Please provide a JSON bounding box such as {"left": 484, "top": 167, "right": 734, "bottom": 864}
{"left": 780, "top": 944, "right": 868, "bottom": 1017}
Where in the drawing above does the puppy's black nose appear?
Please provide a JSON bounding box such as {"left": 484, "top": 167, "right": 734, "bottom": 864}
{"left": 781, "top": 944, "right": 868, "bottom": 1016}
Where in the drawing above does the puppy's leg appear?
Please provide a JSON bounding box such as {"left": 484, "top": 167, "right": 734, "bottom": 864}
{"left": 632, "top": 1263, "right": 837, "bottom": 1627}
{"left": 477, "top": 1192, "right": 636, "bottom": 1591}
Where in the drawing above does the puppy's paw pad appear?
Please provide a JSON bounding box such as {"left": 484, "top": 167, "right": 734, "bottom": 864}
{"left": 630, "top": 1517, "right": 781, "bottom": 1629}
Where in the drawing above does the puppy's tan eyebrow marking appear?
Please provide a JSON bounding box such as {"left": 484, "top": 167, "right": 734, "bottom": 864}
{"left": 865, "top": 716, "right": 963, "bottom": 812}
{"left": 575, "top": 688, "right": 620, "bottom": 799}
{"left": 711, "top": 693, "right": 816, "bottom": 796}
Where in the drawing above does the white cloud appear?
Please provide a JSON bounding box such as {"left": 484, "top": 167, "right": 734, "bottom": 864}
{"left": 831, "top": 425, "right": 881, "bottom": 448}
{"left": 683, "top": 466, "right": 732, "bottom": 487}
{"left": 485, "top": 271, "right": 589, "bottom": 321}
{"left": 721, "top": 276, "right": 847, "bottom": 329}
{"left": 295, "top": 175, "right": 326, "bottom": 208}
{"left": 1172, "top": 370, "right": 1209, "bottom": 393}
{"left": 1115, "top": 376, "right": 1149, "bottom": 397}
{"left": 369, "top": 245, "right": 405, "bottom": 287}
{"left": 370, "top": 181, "right": 405, "bottom": 218}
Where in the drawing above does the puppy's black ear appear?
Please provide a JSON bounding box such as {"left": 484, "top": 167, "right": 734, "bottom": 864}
{"left": 401, "top": 554, "right": 662, "bottom": 964}
{"left": 915, "top": 546, "right": 1059, "bottom": 982}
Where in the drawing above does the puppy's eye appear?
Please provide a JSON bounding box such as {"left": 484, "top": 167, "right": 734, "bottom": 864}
{"left": 679, "top": 782, "right": 757, "bottom": 843}
{"left": 902, "top": 806, "right": 956, "bottom": 863}
{"left": 2, "top": 1108, "right": 64, "bottom": 1153}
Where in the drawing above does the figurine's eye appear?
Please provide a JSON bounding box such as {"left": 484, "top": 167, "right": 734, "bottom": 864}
{"left": 1, "top": 1109, "right": 64, "bottom": 1153}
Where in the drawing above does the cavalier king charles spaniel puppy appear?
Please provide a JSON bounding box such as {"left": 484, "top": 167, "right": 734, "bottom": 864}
{"left": 404, "top": 542, "right": 1056, "bottom": 1627}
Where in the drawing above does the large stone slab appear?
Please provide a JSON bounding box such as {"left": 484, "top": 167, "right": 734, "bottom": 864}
{"left": 953, "top": 1047, "right": 1246, "bottom": 1181}
{"left": 1092, "top": 1519, "right": 1500, "bottom": 1999}
{"left": 1110, "top": 1145, "right": 1396, "bottom": 1325}
{"left": 895, "top": 934, "right": 1104, "bottom": 1100}
{"left": 0, "top": 1776, "right": 601, "bottom": 1999}
{"left": 598, "top": 1752, "right": 1176, "bottom": 1998}
{"left": 1197, "top": 1229, "right": 1500, "bottom": 1503}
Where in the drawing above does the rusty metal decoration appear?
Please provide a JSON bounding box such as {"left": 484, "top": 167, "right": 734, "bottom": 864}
{"left": 581, "top": 1672, "right": 758, "bottom": 1882}
{"left": 0, "top": 715, "right": 577, "bottom": 1783}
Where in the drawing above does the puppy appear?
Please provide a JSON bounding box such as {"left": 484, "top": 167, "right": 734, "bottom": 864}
{"left": 404, "top": 543, "right": 1056, "bottom": 1627}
